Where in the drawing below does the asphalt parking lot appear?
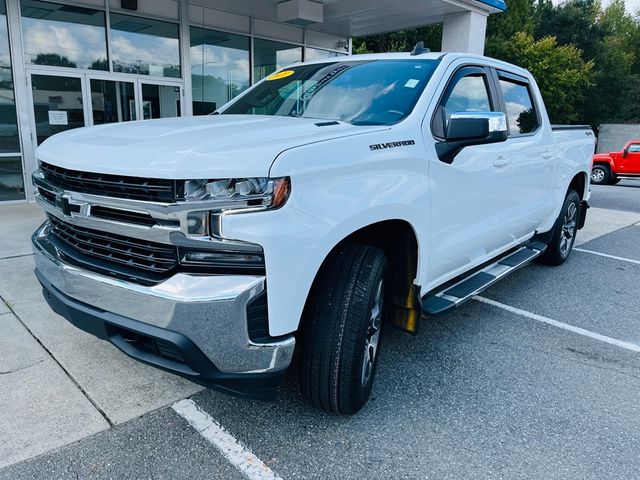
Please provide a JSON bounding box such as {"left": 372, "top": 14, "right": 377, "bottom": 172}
{"left": 1, "top": 180, "right": 639, "bottom": 479}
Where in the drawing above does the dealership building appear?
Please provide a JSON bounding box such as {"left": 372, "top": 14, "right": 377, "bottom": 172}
{"left": 0, "top": 0, "right": 505, "bottom": 203}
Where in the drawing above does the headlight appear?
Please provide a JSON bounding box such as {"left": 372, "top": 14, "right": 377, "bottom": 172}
{"left": 180, "top": 177, "right": 290, "bottom": 209}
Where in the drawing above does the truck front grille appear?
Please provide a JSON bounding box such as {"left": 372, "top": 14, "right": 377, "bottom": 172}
{"left": 40, "top": 162, "right": 177, "bottom": 203}
{"left": 47, "top": 215, "right": 179, "bottom": 286}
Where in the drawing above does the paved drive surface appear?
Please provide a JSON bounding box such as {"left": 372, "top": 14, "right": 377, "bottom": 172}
{"left": 1, "top": 180, "right": 639, "bottom": 479}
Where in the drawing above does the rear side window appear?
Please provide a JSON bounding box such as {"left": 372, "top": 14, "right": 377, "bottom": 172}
{"left": 498, "top": 78, "right": 538, "bottom": 135}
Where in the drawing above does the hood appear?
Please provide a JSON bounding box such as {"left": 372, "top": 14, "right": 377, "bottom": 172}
{"left": 593, "top": 153, "right": 612, "bottom": 160}
{"left": 36, "top": 115, "right": 384, "bottom": 179}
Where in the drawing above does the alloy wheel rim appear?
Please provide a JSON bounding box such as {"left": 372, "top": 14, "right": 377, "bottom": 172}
{"left": 361, "top": 278, "right": 384, "bottom": 387}
{"left": 559, "top": 202, "right": 577, "bottom": 256}
{"left": 591, "top": 169, "right": 605, "bottom": 183}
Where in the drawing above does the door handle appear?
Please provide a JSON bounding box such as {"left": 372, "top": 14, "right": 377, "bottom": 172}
{"left": 493, "top": 157, "right": 511, "bottom": 168}
{"left": 542, "top": 150, "right": 554, "bottom": 160}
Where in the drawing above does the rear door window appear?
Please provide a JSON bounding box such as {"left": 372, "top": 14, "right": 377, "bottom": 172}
{"left": 497, "top": 75, "right": 539, "bottom": 135}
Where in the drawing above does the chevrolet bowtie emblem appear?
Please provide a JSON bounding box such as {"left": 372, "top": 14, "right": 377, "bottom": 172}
{"left": 55, "top": 194, "right": 82, "bottom": 216}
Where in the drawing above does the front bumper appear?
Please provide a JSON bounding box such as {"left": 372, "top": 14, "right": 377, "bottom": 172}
{"left": 32, "top": 223, "right": 295, "bottom": 400}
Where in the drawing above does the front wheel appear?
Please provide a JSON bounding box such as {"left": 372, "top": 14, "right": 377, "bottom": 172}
{"left": 590, "top": 165, "right": 610, "bottom": 185}
{"left": 538, "top": 189, "right": 581, "bottom": 266}
{"left": 299, "top": 242, "right": 388, "bottom": 415}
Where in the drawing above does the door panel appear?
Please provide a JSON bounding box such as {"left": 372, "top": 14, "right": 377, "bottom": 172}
{"left": 429, "top": 141, "right": 517, "bottom": 282}
{"left": 621, "top": 143, "right": 640, "bottom": 174}
{"left": 428, "top": 67, "right": 516, "bottom": 283}
{"left": 495, "top": 74, "right": 554, "bottom": 235}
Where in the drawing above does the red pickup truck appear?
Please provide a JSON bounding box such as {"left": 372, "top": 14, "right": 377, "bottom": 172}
{"left": 591, "top": 140, "right": 640, "bottom": 184}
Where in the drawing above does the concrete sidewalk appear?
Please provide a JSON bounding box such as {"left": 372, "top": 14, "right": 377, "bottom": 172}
{"left": 0, "top": 203, "right": 202, "bottom": 468}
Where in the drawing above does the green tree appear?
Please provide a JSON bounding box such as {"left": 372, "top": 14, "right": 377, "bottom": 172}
{"left": 32, "top": 53, "right": 76, "bottom": 69}
{"left": 489, "top": 32, "right": 594, "bottom": 124}
{"left": 354, "top": 24, "right": 442, "bottom": 54}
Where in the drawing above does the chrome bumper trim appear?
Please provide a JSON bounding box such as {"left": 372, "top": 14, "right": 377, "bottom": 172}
{"left": 32, "top": 222, "right": 295, "bottom": 374}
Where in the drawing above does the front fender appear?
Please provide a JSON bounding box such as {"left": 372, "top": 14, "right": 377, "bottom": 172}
{"left": 222, "top": 203, "right": 426, "bottom": 337}
{"left": 592, "top": 155, "right": 614, "bottom": 168}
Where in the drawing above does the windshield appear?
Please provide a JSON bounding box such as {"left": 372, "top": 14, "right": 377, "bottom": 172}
{"left": 221, "top": 59, "right": 440, "bottom": 126}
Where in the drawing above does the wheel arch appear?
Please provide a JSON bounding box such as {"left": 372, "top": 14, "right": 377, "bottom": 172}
{"left": 569, "top": 171, "right": 589, "bottom": 199}
{"left": 300, "top": 219, "right": 422, "bottom": 338}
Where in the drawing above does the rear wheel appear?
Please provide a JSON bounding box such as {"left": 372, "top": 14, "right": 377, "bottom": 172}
{"left": 590, "top": 164, "right": 610, "bottom": 185}
{"left": 538, "top": 189, "right": 581, "bottom": 266}
{"left": 299, "top": 242, "right": 388, "bottom": 415}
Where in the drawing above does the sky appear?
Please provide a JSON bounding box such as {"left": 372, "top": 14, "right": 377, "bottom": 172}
{"left": 553, "top": 0, "right": 640, "bottom": 15}
{"left": 603, "top": 0, "right": 640, "bottom": 14}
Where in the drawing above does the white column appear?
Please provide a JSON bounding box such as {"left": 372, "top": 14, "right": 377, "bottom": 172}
{"left": 6, "top": 0, "right": 37, "bottom": 201}
{"left": 179, "top": 0, "right": 193, "bottom": 116}
{"left": 441, "top": 10, "right": 488, "bottom": 55}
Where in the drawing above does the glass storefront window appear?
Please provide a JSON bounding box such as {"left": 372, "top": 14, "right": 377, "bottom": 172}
{"left": 305, "top": 47, "right": 344, "bottom": 61}
{"left": 0, "top": 156, "right": 24, "bottom": 201}
{"left": 0, "top": 2, "right": 18, "bottom": 154}
{"left": 253, "top": 38, "right": 302, "bottom": 82}
{"left": 0, "top": 1, "right": 23, "bottom": 200}
{"left": 190, "top": 27, "right": 250, "bottom": 115}
{"left": 21, "top": 0, "right": 108, "bottom": 70}
{"left": 90, "top": 79, "right": 136, "bottom": 124}
{"left": 110, "top": 13, "right": 180, "bottom": 78}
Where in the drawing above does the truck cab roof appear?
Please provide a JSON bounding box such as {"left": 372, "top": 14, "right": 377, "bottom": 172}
{"left": 297, "top": 51, "right": 533, "bottom": 79}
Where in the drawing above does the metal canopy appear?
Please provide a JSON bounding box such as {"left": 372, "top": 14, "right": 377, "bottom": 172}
{"left": 194, "top": 0, "right": 505, "bottom": 37}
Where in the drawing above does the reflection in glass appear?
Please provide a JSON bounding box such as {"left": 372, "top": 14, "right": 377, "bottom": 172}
{"left": 305, "top": 48, "right": 344, "bottom": 61}
{"left": 444, "top": 75, "right": 491, "bottom": 119}
{"left": 253, "top": 38, "right": 302, "bottom": 82}
{"left": 0, "top": 156, "right": 24, "bottom": 201}
{"left": 110, "top": 13, "right": 180, "bottom": 78}
{"left": 499, "top": 79, "right": 538, "bottom": 135}
{"left": 0, "top": 2, "right": 23, "bottom": 200}
{"left": 224, "top": 60, "right": 439, "bottom": 126}
{"left": 21, "top": 0, "right": 108, "bottom": 70}
{"left": 141, "top": 84, "right": 180, "bottom": 119}
{"left": 0, "top": 1, "right": 19, "bottom": 153}
{"left": 190, "top": 27, "right": 250, "bottom": 115}
{"left": 31, "top": 74, "right": 84, "bottom": 145}
{"left": 90, "top": 79, "right": 136, "bottom": 124}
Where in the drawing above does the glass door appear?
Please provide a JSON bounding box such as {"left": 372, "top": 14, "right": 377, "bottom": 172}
{"left": 89, "top": 78, "right": 137, "bottom": 124}
{"left": 29, "top": 72, "right": 86, "bottom": 146}
{"left": 28, "top": 71, "right": 184, "bottom": 147}
{"left": 139, "top": 82, "right": 182, "bottom": 120}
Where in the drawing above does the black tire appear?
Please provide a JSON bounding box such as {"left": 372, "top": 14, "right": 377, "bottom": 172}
{"left": 299, "top": 242, "right": 388, "bottom": 415}
{"left": 590, "top": 164, "right": 610, "bottom": 185}
{"left": 538, "top": 189, "right": 581, "bottom": 266}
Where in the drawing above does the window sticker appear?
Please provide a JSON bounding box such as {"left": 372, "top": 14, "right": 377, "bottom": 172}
{"left": 266, "top": 70, "right": 295, "bottom": 81}
{"left": 404, "top": 79, "right": 420, "bottom": 88}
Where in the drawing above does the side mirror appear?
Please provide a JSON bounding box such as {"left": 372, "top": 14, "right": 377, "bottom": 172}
{"left": 622, "top": 147, "right": 629, "bottom": 157}
{"left": 436, "top": 111, "right": 508, "bottom": 164}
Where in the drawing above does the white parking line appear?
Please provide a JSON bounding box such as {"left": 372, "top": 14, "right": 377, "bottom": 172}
{"left": 172, "top": 399, "right": 282, "bottom": 480}
{"left": 574, "top": 248, "right": 640, "bottom": 265}
{"left": 474, "top": 296, "right": 640, "bottom": 353}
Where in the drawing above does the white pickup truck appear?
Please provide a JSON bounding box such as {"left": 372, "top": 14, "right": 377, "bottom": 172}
{"left": 32, "top": 49, "right": 595, "bottom": 414}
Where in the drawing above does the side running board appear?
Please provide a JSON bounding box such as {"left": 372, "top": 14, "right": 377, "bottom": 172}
{"left": 422, "top": 242, "right": 546, "bottom": 316}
